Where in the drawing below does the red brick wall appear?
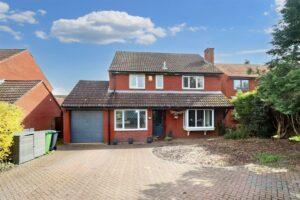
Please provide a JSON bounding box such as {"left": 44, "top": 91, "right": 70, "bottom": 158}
{"left": 0, "top": 50, "right": 53, "bottom": 91}
{"left": 164, "top": 109, "right": 223, "bottom": 138}
{"left": 15, "top": 83, "right": 61, "bottom": 130}
{"left": 220, "top": 74, "right": 257, "bottom": 97}
{"left": 109, "top": 72, "right": 222, "bottom": 91}
{"left": 220, "top": 74, "right": 258, "bottom": 127}
{"left": 108, "top": 109, "right": 153, "bottom": 143}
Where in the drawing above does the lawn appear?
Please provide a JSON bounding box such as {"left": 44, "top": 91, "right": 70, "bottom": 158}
{"left": 153, "top": 137, "right": 300, "bottom": 170}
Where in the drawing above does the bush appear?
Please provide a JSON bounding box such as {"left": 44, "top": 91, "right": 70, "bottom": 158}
{"left": 231, "top": 90, "right": 274, "bottom": 138}
{"left": 224, "top": 125, "right": 249, "bottom": 140}
{"left": 254, "top": 152, "right": 281, "bottom": 164}
{"left": 0, "top": 102, "right": 23, "bottom": 162}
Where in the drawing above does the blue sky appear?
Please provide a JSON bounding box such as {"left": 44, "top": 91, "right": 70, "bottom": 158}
{"left": 0, "top": 0, "right": 283, "bottom": 94}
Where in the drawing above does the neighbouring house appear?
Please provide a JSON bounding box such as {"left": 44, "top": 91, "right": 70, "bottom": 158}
{"left": 0, "top": 49, "right": 61, "bottom": 131}
{"left": 62, "top": 48, "right": 233, "bottom": 144}
{"left": 216, "top": 63, "right": 267, "bottom": 98}
{"left": 216, "top": 63, "right": 268, "bottom": 125}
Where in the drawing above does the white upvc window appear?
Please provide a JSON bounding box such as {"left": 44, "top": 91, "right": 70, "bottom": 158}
{"left": 114, "top": 109, "right": 147, "bottom": 131}
{"left": 129, "top": 74, "right": 145, "bottom": 89}
{"left": 155, "top": 75, "right": 164, "bottom": 89}
{"left": 233, "top": 79, "right": 249, "bottom": 91}
{"left": 183, "top": 109, "right": 214, "bottom": 131}
{"left": 182, "top": 76, "right": 204, "bottom": 89}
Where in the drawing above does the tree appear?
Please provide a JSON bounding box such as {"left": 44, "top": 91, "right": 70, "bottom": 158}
{"left": 258, "top": 0, "right": 300, "bottom": 137}
{"left": 268, "top": 0, "right": 300, "bottom": 64}
{"left": 0, "top": 102, "right": 23, "bottom": 162}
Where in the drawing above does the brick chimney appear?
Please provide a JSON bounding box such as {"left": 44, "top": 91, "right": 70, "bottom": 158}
{"left": 204, "top": 48, "right": 214, "bottom": 64}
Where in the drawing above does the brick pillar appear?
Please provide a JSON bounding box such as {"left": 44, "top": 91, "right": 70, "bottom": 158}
{"left": 63, "top": 109, "right": 71, "bottom": 143}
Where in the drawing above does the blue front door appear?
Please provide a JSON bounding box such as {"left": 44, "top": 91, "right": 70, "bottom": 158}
{"left": 71, "top": 111, "right": 103, "bottom": 143}
{"left": 153, "top": 110, "right": 164, "bottom": 137}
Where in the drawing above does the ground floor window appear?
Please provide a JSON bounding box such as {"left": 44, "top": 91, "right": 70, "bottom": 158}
{"left": 114, "top": 109, "right": 147, "bottom": 131}
{"left": 184, "top": 109, "right": 214, "bottom": 131}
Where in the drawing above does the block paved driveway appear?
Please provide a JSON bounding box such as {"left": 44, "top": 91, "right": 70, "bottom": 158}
{"left": 0, "top": 144, "right": 299, "bottom": 200}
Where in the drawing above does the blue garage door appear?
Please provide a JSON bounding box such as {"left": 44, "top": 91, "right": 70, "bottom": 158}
{"left": 71, "top": 111, "right": 103, "bottom": 143}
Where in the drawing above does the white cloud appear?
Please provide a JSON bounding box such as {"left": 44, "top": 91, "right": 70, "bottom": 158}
{"left": 53, "top": 87, "right": 68, "bottom": 95}
{"left": 8, "top": 11, "right": 37, "bottom": 24}
{"left": 189, "top": 26, "right": 207, "bottom": 32}
{"left": 264, "top": 27, "right": 274, "bottom": 34}
{"left": 168, "top": 23, "right": 186, "bottom": 35}
{"left": 168, "top": 23, "right": 206, "bottom": 35}
{"left": 275, "top": 0, "right": 286, "bottom": 13}
{"left": 263, "top": 11, "right": 269, "bottom": 16}
{"left": 38, "top": 9, "right": 46, "bottom": 16}
{"left": 219, "top": 49, "right": 268, "bottom": 57}
{"left": 35, "top": 30, "right": 48, "bottom": 39}
{"left": 0, "top": 25, "right": 21, "bottom": 40}
{"left": 51, "top": 11, "right": 166, "bottom": 45}
{"left": 0, "top": 1, "right": 9, "bottom": 13}
{"left": 236, "top": 49, "right": 268, "bottom": 55}
{"left": 0, "top": 1, "right": 38, "bottom": 24}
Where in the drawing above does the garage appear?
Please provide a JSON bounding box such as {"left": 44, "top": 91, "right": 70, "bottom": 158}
{"left": 71, "top": 111, "right": 103, "bottom": 143}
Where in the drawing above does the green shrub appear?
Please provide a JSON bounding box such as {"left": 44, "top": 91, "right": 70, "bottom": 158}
{"left": 224, "top": 125, "right": 249, "bottom": 140}
{"left": 289, "top": 135, "right": 300, "bottom": 142}
{"left": 164, "top": 136, "right": 172, "bottom": 141}
{"left": 254, "top": 152, "right": 281, "bottom": 164}
{"left": 0, "top": 102, "right": 23, "bottom": 162}
{"left": 231, "top": 90, "right": 275, "bottom": 138}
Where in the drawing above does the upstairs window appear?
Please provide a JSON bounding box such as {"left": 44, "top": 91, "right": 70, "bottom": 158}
{"left": 129, "top": 74, "right": 145, "bottom": 89}
{"left": 155, "top": 75, "right": 164, "bottom": 89}
{"left": 233, "top": 79, "right": 249, "bottom": 91}
{"left": 182, "top": 76, "right": 204, "bottom": 89}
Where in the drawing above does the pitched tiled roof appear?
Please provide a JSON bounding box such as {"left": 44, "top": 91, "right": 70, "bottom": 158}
{"left": 109, "top": 51, "right": 221, "bottom": 74}
{"left": 0, "top": 80, "right": 41, "bottom": 103}
{"left": 0, "top": 49, "right": 26, "bottom": 61}
{"left": 216, "top": 63, "right": 268, "bottom": 78}
{"left": 62, "top": 80, "right": 232, "bottom": 108}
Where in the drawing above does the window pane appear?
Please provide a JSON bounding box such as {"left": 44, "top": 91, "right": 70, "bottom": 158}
{"left": 124, "top": 110, "right": 138, "bottom": 129}
{"left": 242, "top": 80, "right": 249, "bottom": 90}
{"left": 190, "top": 77, "right": 196, "bottom": 88}
{"left": 196, "top": 110, "right": 204, "bottom": 127}
{"left": 183, "top": 77, "right": 189, "bottom": 88}
{"left": 139, "top": 111, "right": 146, "bottom": 128}
{"left": 205, "top": 110, "right": 212, "bottom": 127}
{"left": 130, "top": 75, "right": 136, "bottom": 88}
{"left": 137, "top": 75, "right": 145, "bottom": 88}
{"left": 156, "top": 75, "right": 163, "bottom": 89}
{"left": 233, "top": 80, "right": 241, "bottom": 90}
{"left": 197, "top": 77, "right": 204, "bottom": 88}
{"left": 188, "top": 110, "right": 195, "bottom": 127}
{"left": 116, "top": 111, "right": 123, "bottom": 129}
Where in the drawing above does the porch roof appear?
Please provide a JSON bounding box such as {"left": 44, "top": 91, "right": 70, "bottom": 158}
{"left": 62, "top": 80, "right": 233, "bottom": 109}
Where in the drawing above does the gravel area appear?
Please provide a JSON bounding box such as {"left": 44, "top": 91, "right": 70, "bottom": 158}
{"left": 152, "top": 137, "right": 300, "bottom": 169}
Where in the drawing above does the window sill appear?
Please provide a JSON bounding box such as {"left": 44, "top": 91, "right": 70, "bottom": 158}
{"left": 182, "top": 88, "right": 204, "bottom": 90}
{"left": 114, "top": 128, "right": 148, "bottom": 132}
{"left": 183, "top": 127, "right": 215, "bottom": 131}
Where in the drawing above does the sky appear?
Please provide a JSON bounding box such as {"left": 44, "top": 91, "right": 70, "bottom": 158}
{"left": 0, "top": 0, "right": 284, "bottom": 94}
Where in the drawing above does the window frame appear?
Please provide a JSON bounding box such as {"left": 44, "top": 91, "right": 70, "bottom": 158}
{"left": 233, "top": 79, "right": 249, "bottom": 91}
{"left": 183, "top": 109, "right": 214, "bottom": 131}
{"left": 129, "top": 74, "right": 145, "bottom": 89}
{"left": 155, "top": 75, "right": 164, "bottom": 89}
{"left": 182, "top": 75, "right": 204, "bottom": 90}
{"left": 114, "top": 109, "right": 148, "bottom": 131}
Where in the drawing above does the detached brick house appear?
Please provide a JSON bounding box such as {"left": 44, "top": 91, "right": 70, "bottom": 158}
{"left": 0, "top": 49, "right": 61, "bottom": 131}
{"left": 62, "top": 49, "right": 235, "bottom": 144}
